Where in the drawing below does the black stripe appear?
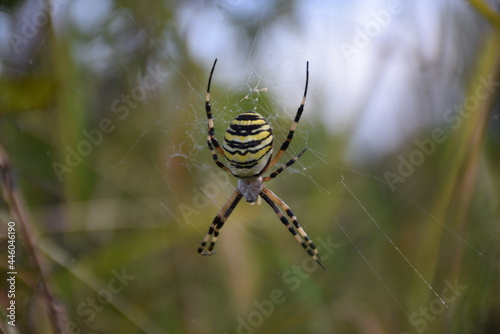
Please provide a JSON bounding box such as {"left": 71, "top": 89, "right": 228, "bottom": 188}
{"left": 228, "top": 160, "right": 260, "bottom": 169}
{"left": 226, "top": 155, "right": 271, "bottom": 168}
{"left": 224, "top": 133, "right": 272, "bottom": 150}
{"left": 224, "top": 142, "right": 272, "bottom": 156}
{"left": 229, "top": 161, "right": 259, "bottom": 169}
{"left": 235, "top": 112, "right": 263, "bottom": 121}
{"left": 227, "top": 152, "right": 270, "bottom": 164}
{"left": 228, "top": 123, "right": 270, "bottom": 134}
{"left": 226, "top": 153, "right": 271, "bottom": 168}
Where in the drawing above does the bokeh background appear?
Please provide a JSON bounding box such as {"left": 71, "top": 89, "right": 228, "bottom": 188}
{"left": 1, "top": 0, "right": 500, "bottom": 333}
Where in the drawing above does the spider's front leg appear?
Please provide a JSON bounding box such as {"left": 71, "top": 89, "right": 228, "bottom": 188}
{"left": 205, "top": 58, "right": 233, "bottom": 176}
{"left": 197, "top": 190, "right": 243, "bottom": 255}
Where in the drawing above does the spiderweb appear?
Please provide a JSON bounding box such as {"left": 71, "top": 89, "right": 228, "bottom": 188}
{"left": 160, "top": 2, "right": 495, "bottom": 334}
{"left": 2, "top": 0, "right": 497, "bottom": 333}
{"left": 151, "top": 5, "right": 493, "bottom": 334}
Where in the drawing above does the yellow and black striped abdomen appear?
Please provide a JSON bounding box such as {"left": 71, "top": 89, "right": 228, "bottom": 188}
{"left": 222, "top": 111, "right": 273, "bottom": 178}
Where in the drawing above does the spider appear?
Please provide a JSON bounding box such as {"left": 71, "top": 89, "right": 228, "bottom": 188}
{"left": 197, "top": 59, "right": 324, "bottom": 269}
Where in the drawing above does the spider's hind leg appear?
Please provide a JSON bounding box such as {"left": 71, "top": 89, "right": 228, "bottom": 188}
{"left": 197, "top": 190, "right": 243, "bottom": 255}
{"left": 260, "top": 186, "right": 325, "bottom": 269}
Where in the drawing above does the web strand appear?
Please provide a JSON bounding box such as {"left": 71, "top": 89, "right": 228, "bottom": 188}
{"left": 340, "top": 178, "right": 449, "bottom": 310}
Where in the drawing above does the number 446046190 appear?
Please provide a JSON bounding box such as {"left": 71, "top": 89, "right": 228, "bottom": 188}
{"left": 7, "top": 222, "right": 16, "bottom": 271}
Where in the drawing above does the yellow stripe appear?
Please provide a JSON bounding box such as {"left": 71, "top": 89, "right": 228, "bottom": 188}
{"left": 231, "top": 119, "right": 267, "bottom": 127}
{"left": 224, "top": 129, "right": 271, "bottom": 143}
{"left": 223, "top": 138, "right": 273, "bottom": 162}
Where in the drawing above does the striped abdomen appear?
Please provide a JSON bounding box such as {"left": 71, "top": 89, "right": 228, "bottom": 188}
{"left": 222, "top": 111, "right": 273, "bottom": 178}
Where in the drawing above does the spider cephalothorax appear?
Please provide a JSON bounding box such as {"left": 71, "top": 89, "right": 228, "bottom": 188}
{"left": 197, "top": 59, "right": 324, "bottom": 269}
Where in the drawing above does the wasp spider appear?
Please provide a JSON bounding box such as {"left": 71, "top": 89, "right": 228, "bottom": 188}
{"left": 197, "top": 59, "right": 324, "bottom": 269}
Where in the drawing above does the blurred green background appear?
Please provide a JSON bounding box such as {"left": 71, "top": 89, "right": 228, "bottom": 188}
{"left": 1, "top": 0, "right": 500, "bottom": 333}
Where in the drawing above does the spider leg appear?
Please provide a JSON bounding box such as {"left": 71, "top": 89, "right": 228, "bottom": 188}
{"left": 206, "top": 137, "right": 232, "bottom": 174}
{"left": 198, "top": 189, "right": 243, "bottom": 255}
{"left": 263, "top": 61, "right": 309, "bottom": 174}
{"left": 260, "top": 186, "right": 325, "bottom": 269}
{"left": 263, "top": 147, "right": 308, "bottom": 182}
{"left": 206, "top": 58, "right": 232, "bottom": 175}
